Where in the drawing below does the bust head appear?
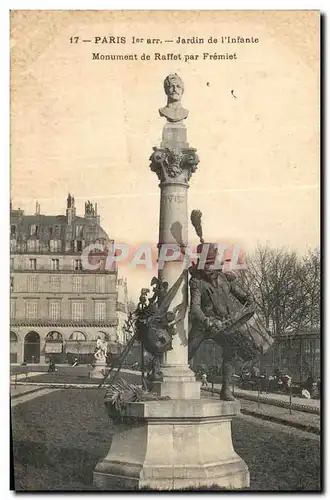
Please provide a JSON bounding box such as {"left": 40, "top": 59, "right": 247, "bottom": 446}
{"left": 164, "top": 73, "right": 184, "bottom": 103}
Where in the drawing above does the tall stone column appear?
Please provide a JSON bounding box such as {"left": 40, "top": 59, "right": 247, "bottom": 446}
{"left": 149, "top": 75, "right": 200, "bottom": 399}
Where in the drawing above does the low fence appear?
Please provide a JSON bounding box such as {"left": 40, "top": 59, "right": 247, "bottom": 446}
{"left": 203, "top": 384, "right": 320, "bottom": 416}
{"left": 192, "top": 335, "right": 320, "bottom": 382}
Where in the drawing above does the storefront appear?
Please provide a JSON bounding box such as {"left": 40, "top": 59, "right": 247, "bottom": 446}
{"left": 24, "top": 331, "right": 40, "bottom": 364}
{"left": 66, "top": 332, "right": 95, "bottom": 365}
{"left": 44, "top": 332, "right": 65, "bottom": 364}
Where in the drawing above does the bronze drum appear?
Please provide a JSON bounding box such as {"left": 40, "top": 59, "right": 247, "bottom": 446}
{"left": 227, "top": 313, "right": 274, "bottom": 362}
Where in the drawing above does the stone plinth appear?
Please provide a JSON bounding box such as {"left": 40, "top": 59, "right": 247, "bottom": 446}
{"left": 93, "top": 399, "right": 249, "bottom": 490}
{"left": 152, "top": 364, "right": 200, "bottom": 399}
{"left": 161, "top": 122, "right": 189, "bottom": 149}
{"left": 89, "top": 360, "right": 108, "bottom": 380}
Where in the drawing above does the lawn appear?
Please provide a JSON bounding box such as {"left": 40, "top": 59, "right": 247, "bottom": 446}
{"left": 11, "top": 387, "right": 321, "bottom": 491}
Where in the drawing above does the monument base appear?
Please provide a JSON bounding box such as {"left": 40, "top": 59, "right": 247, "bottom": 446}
{"left": 89, "top": 360, "right": 108, "bottom": 380}
{"left": 93, "top": 399, "right": 249, "bottom": 490}
{"left": 151, "top": 365, "right": 201, "bottom": 399}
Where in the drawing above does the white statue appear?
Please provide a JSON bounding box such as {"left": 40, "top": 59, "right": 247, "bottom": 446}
{"left": 94, "top": 336, "right": 108, "bottom": 362}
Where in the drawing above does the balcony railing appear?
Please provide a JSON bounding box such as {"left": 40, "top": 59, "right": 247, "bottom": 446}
{"left": 10, "top": 318, "right": 119, "bottom": 327}
{"left": 11, "top": 265, "right": 117, "bottom": 274}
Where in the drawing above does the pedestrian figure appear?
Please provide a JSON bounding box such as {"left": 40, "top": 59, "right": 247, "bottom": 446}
{"left": 48, "top": 357, "right": 56, "bottom": 373}
{"left": 302, "top": 388, "right": 311, "bottom": 399}
{"left": 201, "top": 373, "right": 208, "bottom": 388}
{"left": 282, "top": 373, "right": 292, "bottom": 393}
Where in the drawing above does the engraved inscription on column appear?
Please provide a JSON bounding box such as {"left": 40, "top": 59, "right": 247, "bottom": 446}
{"left": 163, "top": 194, "right": 185, "bottom": 204}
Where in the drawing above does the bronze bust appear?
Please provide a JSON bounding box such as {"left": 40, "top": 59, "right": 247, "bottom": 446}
{"left": 159, "top": 73, "right": 189, "bottom": 123}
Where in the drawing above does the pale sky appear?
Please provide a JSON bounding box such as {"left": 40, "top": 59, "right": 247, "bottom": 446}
{"left": 11, "top": 11, "right": 320, "bottom": 301}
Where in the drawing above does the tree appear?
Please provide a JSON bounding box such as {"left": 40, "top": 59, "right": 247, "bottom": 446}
{"left": 237, "top": 245, "right": 320, "bottom": 338}
{"left": 127, "top": 299, "right": 137, "bottom": 313}
{"left": 300, "top": 248, "right": 320, "bottom": 329}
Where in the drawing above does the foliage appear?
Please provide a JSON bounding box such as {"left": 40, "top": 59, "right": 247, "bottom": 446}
{"left": 237, "top": 246, "right": 320, "bottom": 337}
{"left": 127, "top": 299, "right": 137, "bottom": 313}
{"left": 104, "top": 378, "right": 170, "bottom": 422}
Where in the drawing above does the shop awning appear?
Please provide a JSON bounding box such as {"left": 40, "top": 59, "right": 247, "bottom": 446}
{"left": 45, "top": 342, "right": 63, "bottom": 354}
{"left": 66, "top": 341, "right": 95, "bottom": 355}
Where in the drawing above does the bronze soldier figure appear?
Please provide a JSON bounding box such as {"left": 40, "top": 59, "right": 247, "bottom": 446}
{"left": 188, "top": 211, "right": 254, "bottom": 401}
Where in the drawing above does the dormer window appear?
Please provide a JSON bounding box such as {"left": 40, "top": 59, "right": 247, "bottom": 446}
{"left": 75, "top": 225, "right": 84, "bottom": 238}
{"left": 53, "top": 225, "right": 61, "bottom": 238}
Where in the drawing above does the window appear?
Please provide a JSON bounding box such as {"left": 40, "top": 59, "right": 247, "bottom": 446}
{"left": 28, "top": 275, "right": 38, "bottom": 292}
{"left": 10, "top": 225, "right": 16, "bottom": 237}
{"left": 96, "top": 276, "right": 105, "bottom": 293}
{"left": 304, "top": 339, "right": 313, "bottom": 354}
{"left": 30, "top": 224, "right": 39, "bottom": 236}
{"left": 10, "top": 331, "right": 17, "bottom": 342}
{"left": 10, "top": 258, "right": 14, "bottom": 269}
{"left": 72, "top": 276, "right": 82, "bottom": 293}
{"left": 29, "top": 259, "right": 37, "bottom": 270}
{"left": 76, "top": 241, "right": 83, "bottom": 252}
{"left": 72, "top": 302, "right": 84, "bottom": 321}
{"left": 50, "top": 275, "right": 61, "bottom": 292}
{"left": 49, "top": 302, "right": 61, "bottom": 321}
{"left": 53, "top": 225, "right": 61, "bottom": 238}
{"left": 10, "top": 300, "right": 16, "bottom": 318}
{"left": 50, "top": 259, "right": 59, "bottom": 271}
{"left": 73, "top": 259, "right": 83, "bottom": 271}
{"left": 95, "top": 302, "right": 106, "bottom": 321}
{"left": 27, "top": 240, "right": 38, "bottom": 251}
{"left": 10, "top": 276, "right": 14, "bottom": 292}
{"left": 70, "top": 331, "right": 86, "bottom": 341}
{"left": 50, "top": 240, "right": 62, "bottom": 252}
{"left": 75, "top": 225, "right": 83, "bottom": 238}
{"left": 26, "top": 301, "right": 38, "bottom": 320}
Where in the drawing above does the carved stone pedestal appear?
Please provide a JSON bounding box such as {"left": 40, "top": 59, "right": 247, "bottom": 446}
{"left": 151, "top": 365, "right": 201, "bottom": 399}
{"left": 89, "top": 359, "right": 108, "bottom": 380}
{"left": 93, "top": 399, "right": 249, "bottom": 490}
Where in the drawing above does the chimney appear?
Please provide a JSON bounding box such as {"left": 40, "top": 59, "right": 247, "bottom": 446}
{"left": 35, "top": 201, "right": 40, "bottom": 216}
{"left": 66, "top": 193, "right": 76, "bottom": 225}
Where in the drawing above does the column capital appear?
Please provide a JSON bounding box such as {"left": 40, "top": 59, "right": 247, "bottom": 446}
{"left": 149, "top": 147, "right": 199, "bottom": 183}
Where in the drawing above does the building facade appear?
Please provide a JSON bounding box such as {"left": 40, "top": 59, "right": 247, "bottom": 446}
{"left": 10, "top": 194, "right": 128, "bottom": 364}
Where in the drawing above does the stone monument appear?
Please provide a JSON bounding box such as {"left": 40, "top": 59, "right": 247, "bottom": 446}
{"left": 89, "top": 336, "right": 108, "bottom": 380}
{"left": 93, "top": 75, "right": 250, "bottom": 490}
{"left": 149, "top": 72, "right": 200, "bottom": 399}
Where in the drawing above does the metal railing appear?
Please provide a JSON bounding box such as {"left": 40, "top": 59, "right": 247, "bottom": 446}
{"left": 204, "top": 383, "right": 320, "bottom": 415}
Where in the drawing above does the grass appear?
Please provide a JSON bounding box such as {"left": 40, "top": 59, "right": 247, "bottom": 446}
{"left": 11, "top": 385, "right": 321, "bottom": 492}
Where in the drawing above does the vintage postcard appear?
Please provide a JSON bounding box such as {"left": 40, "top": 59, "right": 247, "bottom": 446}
{"left": 10, "top": 10, "right": 320, "bottom": 492}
